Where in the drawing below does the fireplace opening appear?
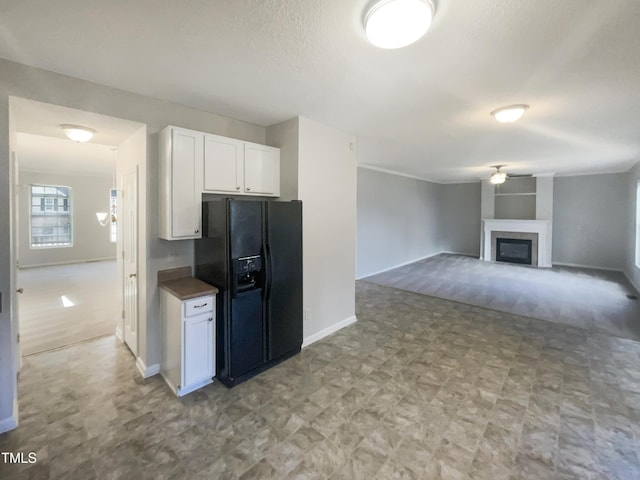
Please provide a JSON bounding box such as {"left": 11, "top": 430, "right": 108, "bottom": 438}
{"left": 496, "top": 238, "right": 532, "bottom": 265}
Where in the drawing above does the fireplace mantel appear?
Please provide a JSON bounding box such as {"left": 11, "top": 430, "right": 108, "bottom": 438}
{"left": 481, "top": 219, "right": 552, "bottom": 267}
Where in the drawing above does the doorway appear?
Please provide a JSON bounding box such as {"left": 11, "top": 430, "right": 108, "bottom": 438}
{"left": 11, "top": 98, "right": 145, "bottom": 359}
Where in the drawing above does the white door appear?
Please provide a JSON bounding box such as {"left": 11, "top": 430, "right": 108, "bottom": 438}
{"left": 11, "top": 151, "right": 22, "bottom": 370}
{"left": 183, "top": 313, "right": 214, "bottom": 388}
{"left": 123, "top": 169, "right": 138, "bottom": 355}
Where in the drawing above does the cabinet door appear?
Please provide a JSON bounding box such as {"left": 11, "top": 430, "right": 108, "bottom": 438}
{"left": 203, "top": 135, "right": 243, "bottom": 193}
{"left": 244, "top": 143, "right": 280, "bottom": 196}
{"left": 183, "top": 312, "right": 214, "bottom": 388}
{"left": 171, "top": 127, "right": 203, "bottom": 238}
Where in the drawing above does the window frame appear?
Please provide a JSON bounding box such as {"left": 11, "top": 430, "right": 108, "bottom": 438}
{"left": 29, "top": 184, "right": 74, "bottom": 249}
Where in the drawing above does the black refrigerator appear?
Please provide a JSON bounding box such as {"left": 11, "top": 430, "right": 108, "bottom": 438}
{"left": 194, "top": 199, "right": 303, "bottom": 387}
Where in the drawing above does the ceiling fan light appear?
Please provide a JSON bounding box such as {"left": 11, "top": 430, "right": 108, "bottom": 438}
{"left": 491, "top": 105, "right": 529, "bottom": 123}
{"left": 365, "top": 0, "right": 435, "bottom": 49}
{"left": 60, "top": 124, "right": 95, "bottom": 143}
{"left": 490, "top": 171, "right": 507, "bottom": 184}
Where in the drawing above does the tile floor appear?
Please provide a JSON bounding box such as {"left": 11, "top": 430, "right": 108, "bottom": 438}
{"left": 2, "top": 281, "right": 640, "bottom": 479}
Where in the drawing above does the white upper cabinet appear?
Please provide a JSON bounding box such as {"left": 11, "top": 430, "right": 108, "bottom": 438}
{"left": 203, "top": 135, "right": 243, "bottom": 193}
{"left": 244, "top": 143, "right": 279, "bottom": 195}
{"left": 203, "top": 134, "right": 280, "bottom": 197}
{"left": 159, "top": 126, "right": 203, "bottom": 240}
{"left": 159, "top": 126, "right": 280, "bottom": 240}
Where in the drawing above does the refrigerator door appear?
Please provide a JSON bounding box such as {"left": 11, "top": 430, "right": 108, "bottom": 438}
{"left": 229, "top": 200, "right": 262, "bottom": 259}
{"left": 265, "top": 201, "right": 303, "bottom": 361}
{"left": 229, "top": 288, "right": 264, "bottom": 378}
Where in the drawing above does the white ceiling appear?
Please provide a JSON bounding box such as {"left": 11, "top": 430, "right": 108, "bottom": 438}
{"left": 12, "top": 98, "right": 144, "bottom": 176}
{"left": 1, "top": 0, "right": 639, "bottom": 182}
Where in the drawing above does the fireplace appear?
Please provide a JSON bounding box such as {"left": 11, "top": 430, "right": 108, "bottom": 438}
{"left": 496, "top": 238, "right": 533, "bottom": 265}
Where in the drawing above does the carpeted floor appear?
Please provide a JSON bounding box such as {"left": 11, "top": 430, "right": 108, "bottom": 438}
{"left": 365, "top": 253, "right": 640, "bottom": 341}
{"left": 18, "top": 261, "right": 118, "bottom": 356}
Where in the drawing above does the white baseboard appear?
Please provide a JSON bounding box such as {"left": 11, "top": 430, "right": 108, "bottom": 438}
{"left": 624, "top": 270, "right": 640, "bottom": 295}
{"left": 302, "top": 315, "right": 357, "bottom": 349}
{"left": 357, "top": 251, "right": 479, "bottom": 280}
{"left": 135, "top": 357, "right": 160, "bottom": 379}
{"left": 0, "top": 398, "right": 18, "bottom": 433}
{"left": 115, "top": 326, "right": 123, "bottom": 342}
{"left": 552, "top": 261, "right": 624, "bottom": 272}
{"left": 19, "top": 257, "right": 117, "bottom": 269}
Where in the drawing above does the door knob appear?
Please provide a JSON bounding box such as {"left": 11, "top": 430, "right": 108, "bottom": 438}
{"left": 16, "top": 288, "right": 24, "bottom": 294}
{"left": 129, "top": 273, "right": 137, "bottom": 278}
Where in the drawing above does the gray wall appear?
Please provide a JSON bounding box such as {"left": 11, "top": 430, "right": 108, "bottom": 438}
{"left": 438, "top": 182, "right": 481, "bottom": 256}
{"left": 18, "top": 171, "right": 116, "bottom": 267}
{"left": 553, "top": 173, "right": 627, "bottom": 270}
{"left": 356, "top": 168, "right": 481, "bottom": 278}
{"left": 356, "top": 168, "right": 442, "bottom": 278}
{"left": 625, "top": 162, "right": 640, "bottom": 291}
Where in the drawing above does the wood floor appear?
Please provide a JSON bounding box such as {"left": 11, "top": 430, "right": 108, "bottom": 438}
{"left": 18, "top": 260, "right": 118, "bottom": 356}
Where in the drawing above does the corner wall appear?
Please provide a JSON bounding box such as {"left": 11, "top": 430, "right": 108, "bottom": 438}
{"left": 553, "top": 173, "right": 627, "bottom": 270}
{"left": 625, "top": 162, "right": 640, "bottom": 291}
{"left": 356, "top": 168, "right": 443, "bottom": 278}
{"left": 298, "top": 117, "right": 357, "bottom": 341}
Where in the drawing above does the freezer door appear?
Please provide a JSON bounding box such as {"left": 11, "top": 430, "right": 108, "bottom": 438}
{"left": 229, "top": 200, "right": 263, "bottom": 259}
{"left": 265, "top": 201, "right": 303, "bottom": 360}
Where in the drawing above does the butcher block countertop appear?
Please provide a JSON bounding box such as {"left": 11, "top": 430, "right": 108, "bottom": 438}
{"left": 158, "top": 266, "right": 218, "bottom": 300}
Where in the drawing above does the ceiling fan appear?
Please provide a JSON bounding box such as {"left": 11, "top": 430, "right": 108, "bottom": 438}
{"left": 489, "top": 165, "right": 532, "bottom": 184}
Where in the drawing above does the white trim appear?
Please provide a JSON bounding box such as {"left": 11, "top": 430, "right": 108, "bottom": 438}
{"left": 552, "top": 262, "right": 624, "bottom": 272}
{"left": 18, "top": 257, "right": 117, "bottom": 269}
{"left": 623, "top": 270, "right": 640, "bottom": 295}
{"left": 358, "top": 164, "right": 479, "bottom": 185}
{"left": 302, "top": 315, "right": 357, "bottom": 348}
{"left": 115, "top": 325, "right": 123, "bottom": 342}
{"left": 357, "top": 252, "right": 440, "bottom": 280}
{"left": 135, "top": 357, "right": 160, "bottom": 379}
{"left": 356, "top": 251, "right": 479, "bottom": 280}
{"left": 0, "top": 407, "right": 18, "bottom": 434}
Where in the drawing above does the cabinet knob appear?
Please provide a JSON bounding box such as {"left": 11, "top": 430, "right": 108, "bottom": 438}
{"left": 195, "top": 228, "right": 199, "bottom": 234}
{"left": 16, "top": 288, "right": 24, "bottom": 294}
{"left": 208, "top": 317, "right": 213, "bottom": 322}
{"left": 246, "top": 187, "right": 251, "bottom": 192}
{"left": 236, "top": 186, "right": 240, "bottom": 190}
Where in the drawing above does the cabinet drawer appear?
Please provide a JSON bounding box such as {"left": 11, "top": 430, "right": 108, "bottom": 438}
{"left": 184, "top": 296, "right": 214, "bottom": 317}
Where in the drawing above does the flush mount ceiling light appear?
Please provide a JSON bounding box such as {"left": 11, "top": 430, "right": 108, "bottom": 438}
{"left": 490, "top": 105, "right": 529, "bottom": 123}
{"left": 365, "top": 0, "right": 435, "bottom": 49}
{"left": 60, "top": 124, "right": 95, "bottom": 143}
{"left": 490, "top": 165, "right": 507, "bottom": 184}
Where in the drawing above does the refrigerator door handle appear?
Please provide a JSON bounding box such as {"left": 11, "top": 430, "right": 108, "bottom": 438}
{"left": 264, "top": 244, "right": 273, "bottom": 299}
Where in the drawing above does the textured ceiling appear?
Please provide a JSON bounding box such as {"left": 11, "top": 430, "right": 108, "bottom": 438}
{"left": 1, "top": 0, "right": 639, "bottom": 182}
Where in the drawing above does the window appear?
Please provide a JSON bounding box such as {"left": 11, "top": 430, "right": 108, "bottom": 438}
{"left": 636, "top": 180, "right": 640, "bottom": 268}
{"left": 30, "top": 185, "right": 73, "bottom": 248}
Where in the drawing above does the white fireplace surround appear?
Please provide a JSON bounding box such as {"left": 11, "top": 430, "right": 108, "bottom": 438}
{"left": 482, "top": 219, "right": 553, "bottom": 267}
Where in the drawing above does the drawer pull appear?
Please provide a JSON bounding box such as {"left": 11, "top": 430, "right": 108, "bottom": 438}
{"left": 193, "top": 303, "right": 208, "bottom": 309}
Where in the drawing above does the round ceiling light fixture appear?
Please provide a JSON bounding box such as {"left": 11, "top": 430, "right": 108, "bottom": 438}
{"left": 490, "top": 105, "right": 529, "bottom": 123}
{"left": 365, "top": 0, "right": 435, "bottom": 49}
{"left": 60, "top": 124, "right": 95, "bottom": 143}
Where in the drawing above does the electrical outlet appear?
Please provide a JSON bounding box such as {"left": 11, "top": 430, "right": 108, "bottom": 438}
{"left": 167, "top": 250, "right": 175, "bottom": 263}
{"left": 304, "top": 308, "right": 310, "bottom": 322}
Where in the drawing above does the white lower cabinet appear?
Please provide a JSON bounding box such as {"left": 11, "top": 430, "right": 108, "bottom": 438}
{"left": 160, "top": 291, "right": 215, "bottom": 397}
